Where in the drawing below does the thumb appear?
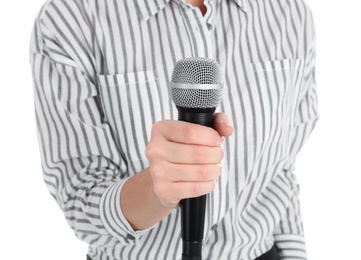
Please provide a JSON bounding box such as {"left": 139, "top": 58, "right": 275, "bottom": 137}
{"left": 214, "top": 112, "right": 233, "bottom": 137}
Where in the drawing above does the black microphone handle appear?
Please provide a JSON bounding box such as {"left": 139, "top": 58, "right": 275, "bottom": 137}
{"left": 177, "top": 106, "right": 216, "bottom": 260}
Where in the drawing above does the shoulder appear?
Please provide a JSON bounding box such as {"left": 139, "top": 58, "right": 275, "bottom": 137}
{"left": 35, "top": 0, "right": 93, "bottom": 28}
{"left": 250, "top": 0, "right": 315, "bottom": 41}
{"left": 30, "top": 0, "right": 95, "bottom": 52}
{"left": 29, "top": 0, "right": 97, "bottom": 74}
{"left": 249, "top": 0, "right": 315, "bottom": 26}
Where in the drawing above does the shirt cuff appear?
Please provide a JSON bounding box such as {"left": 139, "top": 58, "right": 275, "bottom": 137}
{"left": 99, "top": 178, "right": 154, "bottom": 246}
{"left": 274, "top": 234, "right": 307, "bottom": 260}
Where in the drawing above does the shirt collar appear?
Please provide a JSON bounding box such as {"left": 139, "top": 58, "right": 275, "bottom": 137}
{"left": 134, "top": 0, "right": 247, "bottom": 21}
{"left": 232, "top": 0, "right": 247, "bottom": 11}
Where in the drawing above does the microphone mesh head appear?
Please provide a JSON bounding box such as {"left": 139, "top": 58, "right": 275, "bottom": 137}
{"left": 170, "top": 57, "right": 223, "bottom": 108}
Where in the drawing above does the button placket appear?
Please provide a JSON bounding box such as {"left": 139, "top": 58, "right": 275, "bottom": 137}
{"left": 203, "top": 0, "right": 216, "bottom": 32}
{"left": 174, "top": 1, "right": 197, "bottom": 56}
{"left": 173, "top": 0, "right": 214, "bottom": 57}
{"left": 194, "top": 0, "right": 215, "bottom": 58}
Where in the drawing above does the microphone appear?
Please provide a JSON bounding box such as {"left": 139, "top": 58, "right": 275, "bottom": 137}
{"left": 170, "top": 57, "right": 224, "bottom": 260}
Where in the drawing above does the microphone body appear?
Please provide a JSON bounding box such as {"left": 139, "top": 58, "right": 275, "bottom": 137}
{"left": 179, "top": 107, "right": 214, "bottom": 260}
{"left": 170, "top": 58, "right": 224, "bottom": 260}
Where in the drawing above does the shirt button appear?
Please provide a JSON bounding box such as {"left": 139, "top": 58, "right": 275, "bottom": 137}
{"left": 126, "top": 234, "right": 135, "bottom": 240}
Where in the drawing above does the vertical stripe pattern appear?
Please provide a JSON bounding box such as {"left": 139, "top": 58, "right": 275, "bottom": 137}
{"left": 29, "top": 0, "right": 318, "bottom": 259}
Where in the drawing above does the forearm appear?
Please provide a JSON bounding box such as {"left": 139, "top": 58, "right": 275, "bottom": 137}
{"left": 120, "top": 168, "right": 173, "bottom": 231}
{"left": 273, "top": 171, "right": 307, "bottom": 259}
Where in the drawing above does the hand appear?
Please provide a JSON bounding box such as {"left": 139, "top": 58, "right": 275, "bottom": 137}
{"left": 145, "top": 113, "right": 233, "bottom": 209}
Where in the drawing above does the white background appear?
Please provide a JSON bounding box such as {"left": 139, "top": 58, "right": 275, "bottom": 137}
{"left": 0, "top": 0, "right": 360, "bottom": 259}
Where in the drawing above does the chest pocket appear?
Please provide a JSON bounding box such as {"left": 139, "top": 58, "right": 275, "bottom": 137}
{"left": 97, "top": 70, "right": 163, "bottom": 175}
{"left": 249, "top": 59, "right": 305, "bottom": 148}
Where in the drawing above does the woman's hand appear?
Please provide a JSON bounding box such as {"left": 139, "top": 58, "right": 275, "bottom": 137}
{"left": 146, "top": 113, "right": 233, "bottom": 208}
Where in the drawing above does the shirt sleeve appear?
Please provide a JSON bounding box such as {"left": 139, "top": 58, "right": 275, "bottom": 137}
{"left": 273, "top": 5, "right": 319, "bottom": 260}
{"left": 29, "top": 2, "right": 146, "bottom": 247}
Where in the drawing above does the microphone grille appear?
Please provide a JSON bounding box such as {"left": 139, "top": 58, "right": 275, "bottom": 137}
{"left": 171, "top": 57, "right": 223, "bottom": 84}
{"left": 170, "top": 57, "right": 224, "bottom": 108}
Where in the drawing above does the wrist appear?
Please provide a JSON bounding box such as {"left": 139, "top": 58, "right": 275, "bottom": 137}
{"left": 120, "top": 168, "right": 173, "bottom": 230}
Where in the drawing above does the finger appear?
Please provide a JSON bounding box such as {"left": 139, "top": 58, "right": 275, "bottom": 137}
{"left": 172, "top": 180, "right": 218, "bottom": 199}
{"left": 152, "top": 120, "right": 223, "bottom": 147}
{"left": 150, "top": 141, "right": 224, "bottom": 164}
{"left": 214, "top": 113, "right": 233, "bottom": 137}
{"left": 157, "top": 163, "right": 222, "bottom": 182}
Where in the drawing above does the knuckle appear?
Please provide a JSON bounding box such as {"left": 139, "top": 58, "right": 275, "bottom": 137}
{"left": 150, "top": 161, "right": 170, "bottom": 181}
{"left": 152, "top": 120, "right": 163, "bottom": 131}
{"left": 145, "top": 143, "right": 156, "bottom": 160}
{"left": 150, "top": 123, "right": 158, "bottom": 137}
{"left": 146, "top": 142, "right": 164, "bottom": 161}
{"left": 151, "top": 120, "right": 165, "bottom": 137}
{"left": 150, "top": 164, "right": 163, "bottom": 179}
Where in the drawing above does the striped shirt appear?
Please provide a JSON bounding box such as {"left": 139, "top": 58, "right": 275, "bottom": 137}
{"left": 29, "top": 0, "right": 318, "bottom": 259}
